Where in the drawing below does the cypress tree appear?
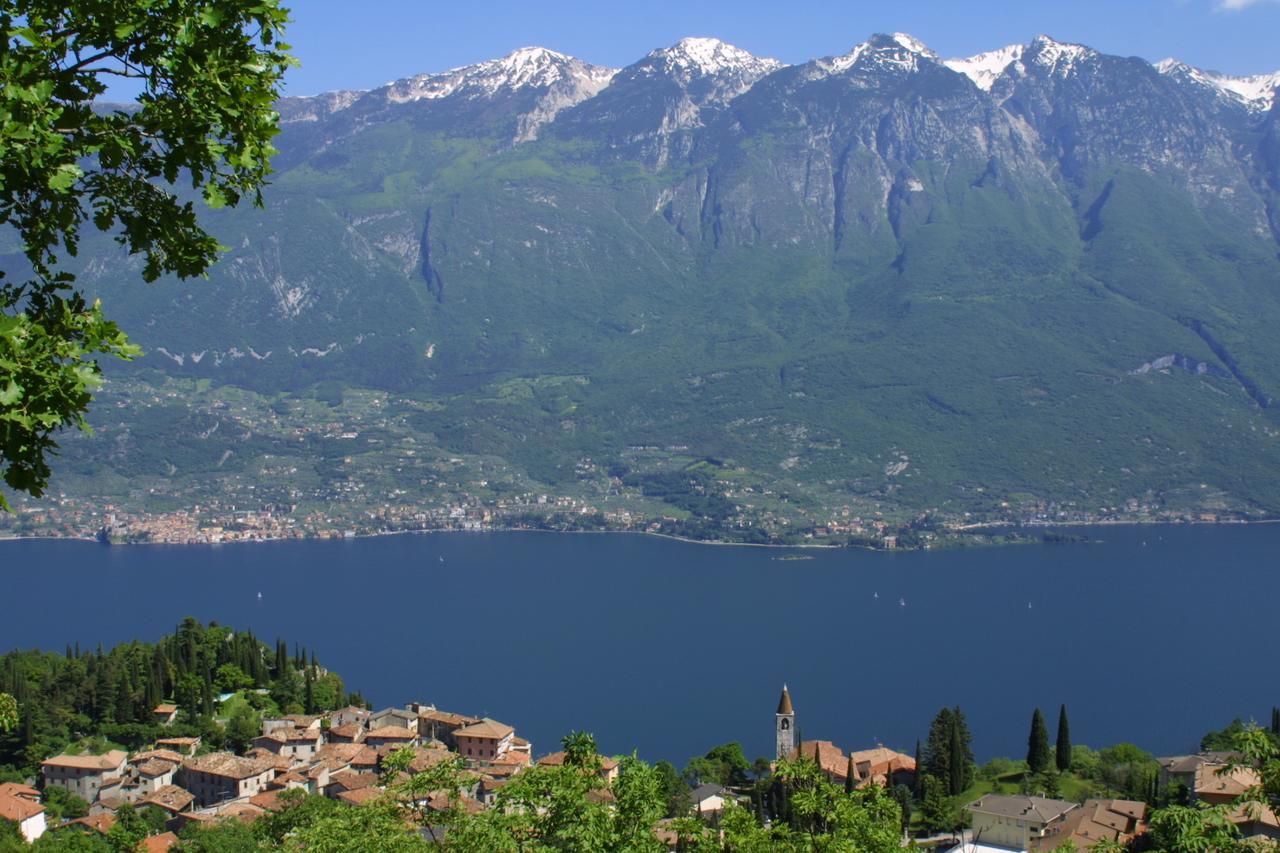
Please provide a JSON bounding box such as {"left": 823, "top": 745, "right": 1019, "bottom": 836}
{"left": 913, "top": 739, "right": 923, "bottom": 798}
{"left": 948, "top": 721, "right": 965, "bottom": 795}
{"left": 1055, "top": 704, "right": 1072, "bottom": 772}
{"left": 924, "top": 707, "right": 954, "bottom": 784}
{"left": 845, "top": 753, "right": 857, "bottom": 794}
{"left": 951, "top": 707, "right": 974, "bottom": 792}
{"left": 1271, "top": 707, "right": 1279, "bottom": 736}
{"left": 1027, "top": 708, "right": 1050, "bottom": 774}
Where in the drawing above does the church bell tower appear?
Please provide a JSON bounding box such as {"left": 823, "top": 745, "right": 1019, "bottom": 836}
{"left": 775, "top": 684, "right": 795, "bottom": 760}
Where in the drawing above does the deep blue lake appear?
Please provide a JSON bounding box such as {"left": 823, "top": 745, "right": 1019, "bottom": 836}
{"left": 2, "top": 525, "right": 1276, "bottom": 767}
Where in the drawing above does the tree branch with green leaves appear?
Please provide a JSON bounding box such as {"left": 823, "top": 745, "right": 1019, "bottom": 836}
{"left": 0, "top": 0, "right": 295, "bottom": 509}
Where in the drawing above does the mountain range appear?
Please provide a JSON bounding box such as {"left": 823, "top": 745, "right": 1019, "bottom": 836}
{"left": 35, "top": 32, "right": 1280, "bottom": 532}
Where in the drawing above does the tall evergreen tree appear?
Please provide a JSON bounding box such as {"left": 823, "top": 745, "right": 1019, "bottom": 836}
{"left": 845, "top": 753, "right": 856, "bottom": 794}
{"left": 924, "top": 708, "right": 955, "bottom": 784}
{"left": 913, "top": 740, "right": 923, "bottom": 799}
{"left": 947, "top": 721, "right": 966, "bottom": 795}
{"left": 1027, "top": 708, "right": 1051, "bottom": 774}
{"left": 950, "top": 707, "right": 975, "bottom": 792}
{"left": 1055, "top": 704, "right": 1072, "bottom": 772}
{"left": 1271, "top": 707, "right": 1279, "bottom": 736}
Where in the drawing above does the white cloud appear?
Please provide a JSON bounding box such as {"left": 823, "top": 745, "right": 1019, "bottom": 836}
{"left": 1217, "top": 0, "right": 1279, "bottom": 10}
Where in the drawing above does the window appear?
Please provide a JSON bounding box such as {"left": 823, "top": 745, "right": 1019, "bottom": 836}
{"left": 781, "top": 719, "right": 790, "bottom": 731}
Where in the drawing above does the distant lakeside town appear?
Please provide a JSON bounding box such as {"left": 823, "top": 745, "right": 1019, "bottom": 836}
{"left": 0, "top": 492, "right": 1264, "bottom": 550}
{"left": 1, "top": 377, "right": 1270, "bottom": 550}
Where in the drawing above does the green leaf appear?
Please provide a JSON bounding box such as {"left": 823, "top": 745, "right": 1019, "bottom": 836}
{"left": 47, "top": 163, "right": 82, "bottom": 191}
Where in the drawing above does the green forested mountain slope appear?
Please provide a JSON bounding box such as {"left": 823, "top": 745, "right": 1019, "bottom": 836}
{"left": 27, "top": 34, "right": 1280, "bottom": 534}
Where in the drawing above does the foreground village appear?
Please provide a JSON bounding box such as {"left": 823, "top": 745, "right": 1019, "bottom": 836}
{"left": 2, "top": 686, "right": 1278, "bottom": 850}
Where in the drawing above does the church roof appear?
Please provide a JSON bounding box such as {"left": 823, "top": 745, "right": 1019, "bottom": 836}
{"left": 777, "top": 685, "right": 794, "bottom": 715}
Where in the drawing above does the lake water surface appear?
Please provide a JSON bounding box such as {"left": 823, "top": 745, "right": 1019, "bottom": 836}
{"left": 2, "top": 524, "right": 1276, "bottom": 766}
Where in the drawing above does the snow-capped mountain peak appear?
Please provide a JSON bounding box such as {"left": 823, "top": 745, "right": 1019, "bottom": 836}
{"left": 944, "top": 44, "right": 1024, "bottom": 91}
{"left": 1156, "top": 58, "right": 1280, "bottom": 112}
{"left": 1025, "top": 35, "right": 1096, "bottom": 76}
{"left": 378, "top": 47, "right": 617, "bottom": 142}
{"left": 644, "top": 37, "right": 786, "bottom": 80}
{"left": 821, "top": 33, "right": 939, "bottom": 76}
{"left": 890, "top": 33, "right": 937, "bottom": 59}
{"left": 385, "top": 47, "right": 617, "bottom": 105}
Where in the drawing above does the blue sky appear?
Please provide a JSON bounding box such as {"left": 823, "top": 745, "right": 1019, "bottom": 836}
{"left": 280, "top": 0, "right": 1280, "bottom": 95}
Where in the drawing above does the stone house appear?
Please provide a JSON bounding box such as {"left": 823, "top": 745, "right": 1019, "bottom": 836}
{"left": 152, "top": 704, "right": 179, "bottom": 726}
{"left": 179, "top": 753, "right": 276, "bottom": 807}
{"left": 252, "top": 727, "right": 323, "bottom": 762}
{"left": 454, "top": 719, "right": 514, "bottom": 762}
{"left": 363, "top": 726, "right": 419, "bottom": 750}
{"left": 967, "top": 794, "right": 1078, "bottom": 850}
{"left": 42, "top": 750, "right": 128, "bottom": 803}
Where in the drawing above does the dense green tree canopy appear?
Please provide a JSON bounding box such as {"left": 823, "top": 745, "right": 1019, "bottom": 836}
{"left": 0, "top": 0, "right": 294, "bottom": 509}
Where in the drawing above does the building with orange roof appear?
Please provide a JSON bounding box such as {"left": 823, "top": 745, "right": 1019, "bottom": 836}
{"left": 1194, "top": 762, "right": 1260, "bottom": 805}
{"left": 0, "top": 782, "right": 46, "bottom": 842}
{"left": 217, "top": 801, "right": 267, "bottom": 823}
{"left": 327, "top": 723, "right": 364, "bottom": 743}
{"left": 154, "top": 737, "right": 200, "bottom": 757}
{"left": 454, "top": 719, "right": 515, "bottom": 762}
{"left": 249, "top": 789, "right": 290, "bottom": 813}
{"left": 142, "top": 831, "right": 180, "bottom": 851}
{"left": 140, "top": 785, "right": 195, "bottom": 817}
{"left": 1031, "top": 799, "right": 1148, "bottom": 850}
{"left": 791, "top": 741, "right": 916, "bottom": 790}
{"left": 179, "top": 753, "right": 276, "bottom": 807}
{"left": 132, "top": 749, "right": 185, "bottom": 765}
{"left": 42, "top": 750, "right": 128, "bottom": 802}
{"left": 66, "top": 812, "right": 117, "bottom": 835}
{"left": 337, "top": 787, "right": 385, "bottom": 806}
{"left": 252, "top": 727, "right": 322, "bottom": 762}
{"left": 419, "top": 709, "right": 481, "bottom": 748}
{"left": 537, "top": 751, "right": 619, "bottom": 783}
{"left": 363, "top": 726, "right": 420, "bottom": 750}
{"left": 327, "top": 770, "right": 380, "bottom": 799}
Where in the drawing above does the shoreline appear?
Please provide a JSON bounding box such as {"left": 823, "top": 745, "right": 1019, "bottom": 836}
{"left": 1, "top": 515, "right": 1276, "bottom": 550}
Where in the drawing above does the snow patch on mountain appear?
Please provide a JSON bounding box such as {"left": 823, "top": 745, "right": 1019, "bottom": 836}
{"left": 944, "top": 44, "right": 1024, "bottom": 91}
{"left": 278, "top": 89, "right": 365, "bottom": 123}
{"left": 1156, "top": 58, "right": 1280, "bottom": 112}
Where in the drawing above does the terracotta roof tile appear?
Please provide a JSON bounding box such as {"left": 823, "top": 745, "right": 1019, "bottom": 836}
{"left": 454, "top": 720, "right": 514, "bottom": 740}
{"left": 365, "top": 726, "right": 418, "bottom": 740}
{"left": 141, "top": 785, "right": 195, "bottom": 814}
{"left": 69, "top": 813, "right": 116, "bottom": 834}
{"left": 337, "top": 787, "right": 385, "bottom": 805}
{"left": 183, "top": 752, "right": 275, "bottom": 779}
{"left": 42, "top": 750, "right": 127, "bottom": 770}
{"left": 143, "top": 831, "right": 179, "bottom": 852}
{"left": 0, "top": 789, "right": 44, "bottom": 823}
